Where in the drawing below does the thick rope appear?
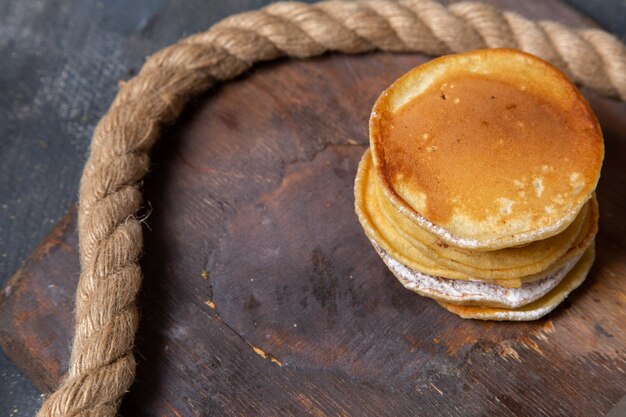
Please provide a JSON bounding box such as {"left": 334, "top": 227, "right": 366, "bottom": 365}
{"left": 36, "top": 1, "right": 626, "bottom": 415}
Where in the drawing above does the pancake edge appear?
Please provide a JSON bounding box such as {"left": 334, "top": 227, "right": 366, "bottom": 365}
{"left": 373, "top": 241, "right": 583, "bottom": 309}
{"left": 437, "top": 243, "right": 596, "bottom": 321}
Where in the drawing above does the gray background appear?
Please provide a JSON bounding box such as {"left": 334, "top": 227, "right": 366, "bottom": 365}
{"left": 0, "top": 0, "right": 624, "bottom": 415}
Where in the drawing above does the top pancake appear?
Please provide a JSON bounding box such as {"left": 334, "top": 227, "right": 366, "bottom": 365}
{"left": 370, "top": 49, "right": 603, "bottom": 250}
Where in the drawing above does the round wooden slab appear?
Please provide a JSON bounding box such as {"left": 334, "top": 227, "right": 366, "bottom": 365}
{"left": 1, "top": 1, "right": 625, "bottom": 416}
{"left": 131, "top": 55, "right": 625, "bottom": 416}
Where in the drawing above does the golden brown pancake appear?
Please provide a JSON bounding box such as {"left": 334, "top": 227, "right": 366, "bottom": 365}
{"left": 369, "top": 48, "right": 604, "bottom": 250}
{"left": 354, "top": 49, "right": 603, "bottom": 320}
{"left": 437, "top": 244, "right": 595, "bottom": 320}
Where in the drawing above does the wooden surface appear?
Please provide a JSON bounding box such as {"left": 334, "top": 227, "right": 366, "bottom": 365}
{"left": 1, "top": 1, "right": 625, "bottom": 416}
{"left": 0, "top": 1, "right": 327, "bottom": 413}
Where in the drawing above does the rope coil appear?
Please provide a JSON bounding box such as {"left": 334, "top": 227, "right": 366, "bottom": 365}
{"left": 37, "top": 1, "right": 626, "bottom": 416}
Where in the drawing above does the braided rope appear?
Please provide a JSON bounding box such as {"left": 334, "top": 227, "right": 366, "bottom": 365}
{"left": 37, "top": 1, "right": 626, "bottom": 415}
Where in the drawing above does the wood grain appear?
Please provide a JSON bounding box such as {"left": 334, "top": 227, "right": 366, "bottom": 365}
{"left": 1, "top": 1, "right": 625, "bottom": 416}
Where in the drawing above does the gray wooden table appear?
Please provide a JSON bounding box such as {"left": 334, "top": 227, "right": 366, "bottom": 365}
{"left": 0, "top": 0, "right": 623, "bottom": 415}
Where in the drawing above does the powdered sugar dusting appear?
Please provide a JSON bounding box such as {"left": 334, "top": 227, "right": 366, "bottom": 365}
{"left": 373, "top": 242, "right": 581, "bottom": 309}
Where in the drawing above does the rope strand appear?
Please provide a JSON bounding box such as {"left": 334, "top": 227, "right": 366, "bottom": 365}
{"left": 37, "top": 1, "right": 626, "bottom": 416}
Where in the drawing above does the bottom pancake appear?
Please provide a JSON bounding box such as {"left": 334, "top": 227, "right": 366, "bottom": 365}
{"left": 374, "top": 241, "right": 583, "bottom": 309}
{"left": 437, "top": 243, "right": 595, "bottom": 321}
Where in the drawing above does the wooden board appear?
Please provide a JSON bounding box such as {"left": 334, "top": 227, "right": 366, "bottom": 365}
{"left": 1, "top": 1, "right": 625, "bottom": 415}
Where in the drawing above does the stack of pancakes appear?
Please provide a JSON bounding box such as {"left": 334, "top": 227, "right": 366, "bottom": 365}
{"left": 354, "top": 49, "right": 603, "bottom": 321}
